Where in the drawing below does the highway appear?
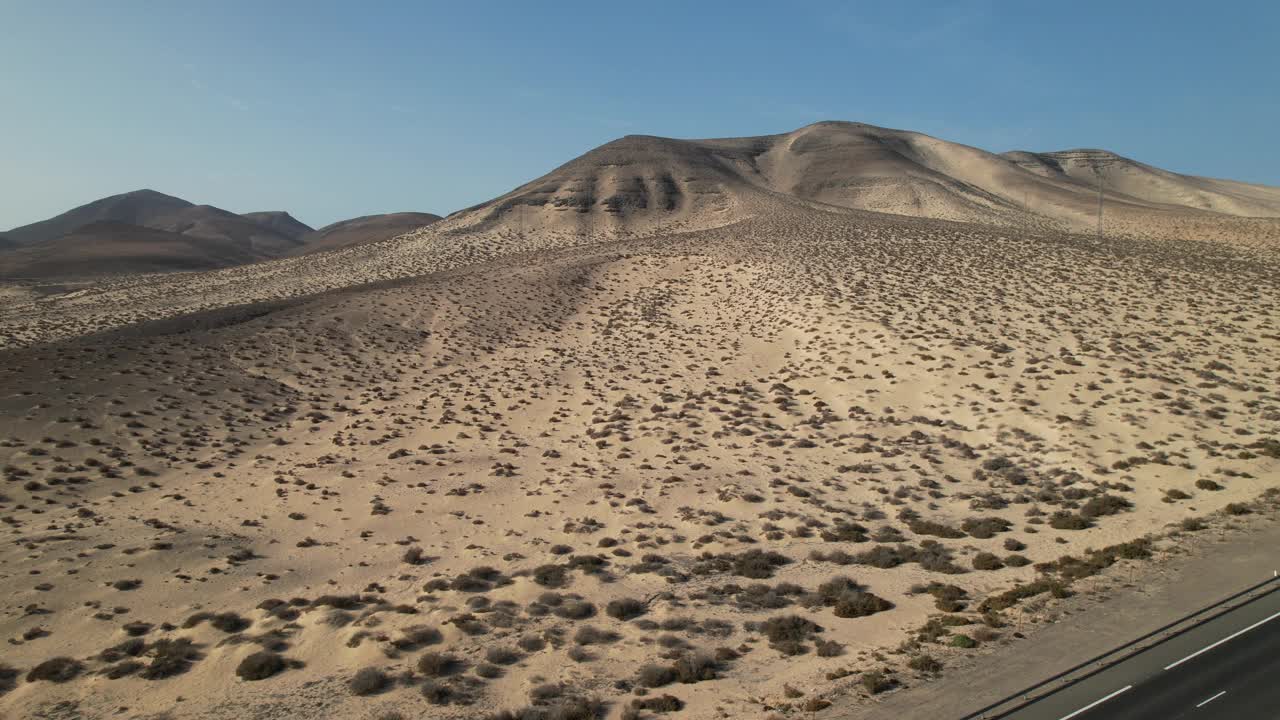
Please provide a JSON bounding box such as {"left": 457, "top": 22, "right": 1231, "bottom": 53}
{"left": 1000, "top": 585, "right": 1280, "bottom": 720}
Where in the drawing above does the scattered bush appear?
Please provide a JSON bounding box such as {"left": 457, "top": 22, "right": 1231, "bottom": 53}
{"left": 26, "top": 657, "right": 82, "bottom": 683}
{"left": 235, "top": 651, "right": 284, "bottom": 681}
{"left": 972, "top": 552, "right": 1005, "bottom": 571}
{"left": 1195, "top": 479, "right": 1222, "bottom": 491}
{"left": 417, "top": 651, "right": 459, "bottom": 677}
{"left": 908, "top": 654, "right": 942, "bottom": 673}
{"left": 349, "top": 667, "right": 389, "bottom": 695}
{"left": 861, "top": 670, "right": 894, "bottom": 694}
{"left": 606, "top": 597, "right": 647, "bottom": 621}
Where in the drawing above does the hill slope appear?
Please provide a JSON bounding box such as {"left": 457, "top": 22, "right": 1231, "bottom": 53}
{"left": 0, "top": 220, "right": 269, "bottom": 278}
{"left": 4, "top": 189, "right": 194, "bottom": 246}
{"left": 290, "top": 211, "right": 442, "bottom": 255}
{"left": 439, "top": 121, "right": 1280, "bottom": 241}
{"left": 240, "top": 211, "right": 314, "bottom": 241}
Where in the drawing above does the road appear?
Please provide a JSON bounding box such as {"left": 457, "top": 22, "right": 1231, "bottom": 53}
{"left": 1001, "top": 585, "right": 1280, "bottom": 720}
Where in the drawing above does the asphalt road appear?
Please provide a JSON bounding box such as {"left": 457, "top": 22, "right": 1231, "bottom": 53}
{"left": 1001, "top": 586, "right": 1280, "bottom": 720}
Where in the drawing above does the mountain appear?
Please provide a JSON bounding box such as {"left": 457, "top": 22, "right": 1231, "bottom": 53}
{"left": 288, "top": 212, "right": 442, "bottom": 255}
{"left": 0, "top": 192, "right": 314, "bottom": 279}
{"left": 241, "top": 211, "right": 314, "bottom": 241}
{"left": 438, "top": 121, "right": 1280, "bottom": 240}
{"left": 0, "top": 220, "right": 269, "bottom": 279}
{"left": 0, "top": 234, "right": 14, "bottom": 251}
{"left": 4, "top": 189, "right": 194, "bottom": 246}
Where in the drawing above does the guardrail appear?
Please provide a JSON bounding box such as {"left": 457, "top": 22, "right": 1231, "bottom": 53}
{"left": 959, "top": 572, "right": 1280, "bottom": 719}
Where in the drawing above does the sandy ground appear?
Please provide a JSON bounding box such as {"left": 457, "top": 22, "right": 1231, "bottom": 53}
{"left": 0, "top": 200, "right": 1276, "bottom": 720}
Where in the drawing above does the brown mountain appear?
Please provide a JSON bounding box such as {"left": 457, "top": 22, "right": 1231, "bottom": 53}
{"left": 290, "top": 212, "right": 442, "bottom": 255}
{"left": 0, "top": 220, "right": 268, "bottom": 279}
{"left": 4, "top": 189, "right": 195, "bottom": 246}
{"left": 241, "top": 211, "right": 314, "bottom": 241}
{"left": 437, "top": 121, "right": 1280, "bottom": 241}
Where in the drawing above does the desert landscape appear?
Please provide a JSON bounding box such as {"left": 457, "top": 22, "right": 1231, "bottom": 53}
{"left": 0, "top": 121, "right": 1278, "bottom": 720}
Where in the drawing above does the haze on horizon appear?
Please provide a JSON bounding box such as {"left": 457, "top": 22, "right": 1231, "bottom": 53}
{"left": 2, "top": 0, "right": 1278, "bottom": 230}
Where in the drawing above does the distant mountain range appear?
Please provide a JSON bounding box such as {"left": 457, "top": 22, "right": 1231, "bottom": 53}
{"left": 6, "top": 121, "right": 1279, "bottom": 281}
{"left": 0, "top": 190, "right": 440, "bottom": 279}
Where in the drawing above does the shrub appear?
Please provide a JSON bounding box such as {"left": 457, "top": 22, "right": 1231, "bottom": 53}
{"left": 950, "top": 634, "right": 977, "bottom": 649}
{"left": 1080, "top": 495, "right": 1132, "bottom": 518}
{"left": 633, "top": 694, "right": 684, "bottom": 712}
{"left": 815, "top": 639, "right": 844, "bottom": 657}
{"left": 961, "top": 517, "right": 1012, "bottom": 539}
{"left": 393, "top": 625, "right": 442, "bottom": 649}
{"left": 1003, "top": 538, "right": 1026, "bottom": 551}
{"left": 349, "top": 667, "right": 388, "bottom": 695}
{"left": 908, "top": 654, "right": 942, "bottom": 673}
{"left": 26, "top": 657, "right": 82, "bottom": 683}
{"left": 1164, "top": 489, "right": 1191, "bottom": 501}
{"left": 142, "top": 638, "right": 199, "bottom": 679}
{"left": 572, "top": 626, "right": 619, "bottom": 645}
{"left": 861, "top": 670, "right": 894, "bottom": 694}
{"left": 1195, "top": 479, "right": 1223, "bottom": 491}
{"left": 417, "top": 652, "right": 458, "bottom": 677}
{"left": 1048, "top": 512, "right": 1091, "bottom": 530}
{"left": 972, "top": 552, "right": 1005, "bottom": 571}
{"left": 476, "top": 663, "right": 503, "bottom": 678}
{"left": 672, "top": 651, "right": 718, "bottom": 683}
{"left": 731, "top": 549, "right": 791, "bottom": 579}
{"left": 518, "top": 635, "right": 546, "bottom": 652}
{"left": 403, "top": 546, "right": 428, "bottom": 565}
{"left": 486, "top": 646, "right": 522, "bottom": 664}
{"left": 637, "top": 663, "right": 677, "bottom": 688}
{"left": 606, "top": 597, "right": 647, "bottom": 621}
{"left": 908, "top": 519, "right": 965, "bottom": 539}
{"left": 421, "top": 679, "right": 453, "bottom": 705}
{"left": 1225, "top": 503, "right": 1252, "bottom": 516}
{"left": 761, "top": 615, "right": 822, "bottom": 644}
{"left": 533, "top": 564, "right": 569, "bottom": 588}
{"left": 832, "top": 591, "right": 893, "bottom": 618}
{"left": 1004, "top": 554, "right": 1032, "bottom": 567}
{"left": 235, "top": 651, "right": 284, "bottom": 681}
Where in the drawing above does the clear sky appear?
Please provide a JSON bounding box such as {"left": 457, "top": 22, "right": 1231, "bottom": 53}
{"left": 3, "top": 1, "right": 1277, "bottom": 230}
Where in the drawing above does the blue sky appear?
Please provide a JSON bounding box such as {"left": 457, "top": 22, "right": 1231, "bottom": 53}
{"left": 3, "top": 1, "right": 1277, "bottom": 229}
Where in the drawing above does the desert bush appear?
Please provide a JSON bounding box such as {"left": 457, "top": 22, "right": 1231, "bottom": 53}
{"left": 961, "top": 517, "right": 1012, "bottom": 539}
{"left": 672, "top": 651, "right": 718, "bottom": 683}
{"left": 476, "top": 663, "right": 503, "bottom": 679}
{"left": 637, "top": 663, "right": 677, "bottom": 688}
{"left": 1048, "top": 512, "right": 1091, "bottom": 530}
{"left": 572, "top": 626, "right": 619, "bottom": 645}
{"left": 142, "top": 638, "right": 199, "bottom": 679}
{"left": 1195, "top": 479, "right": 1222, "bottom": 491}
{"left": 950, "top": 634, "right": 977, "bottom": 649}
{"left": 731, "top": 549, "right": 791, "bottom": 579}
{"left": 235, "top": 651, "right": 284, "bottom": 681}
{"left": 908, "top": 519, "right": 965, "bottom": 539}
{"left": 761, "top": 615, "right": 822, "bottom": 644}
{"left": 908, "top": 654, "right": 942, "bottom": 673}
{"left": 421, "top": 679, "right": 453, "bottom": 704}
{"left": 1080, "top": 494, "right": 1132, "bottom": 518}
{"left": 606, "top": 597, "right": 647, "bottom": 620}
{"left": 486, "top": 646, "right": 522, "bottom": 664}
{"left": 861, "top": 670, "right": 894, "bottom": 694}
{"left": 1224, "top": 503, "right": 1252, "bottom": 516}
{"left": 633, "top": 694, "right": 684, "bottom": 712}
{"left": 393, "top": 625, "right": 442, "bottom": 649}
{"left": 815, "top": 639, "right": 844, "bottom": 657}
{"left": 1003, "top": 537, "right": 1027, "bottom": 551}
{"left": 1004, "top": 554, "right": 1032, "bottom": 567}
{"left": 533, "top": 564, "right": 569, "bottom": 588}
{"left": 972, "top": 552, "right": 1005, "bottom": 571}
{"left": 518, "top": 635, "right": 547, "bottom": 652}
{"left": 403, "top": 546, "right": 428, "bottom": 565}
{"left": 26, "top": 657, "right": 82, "bottom": 683}
{"left": 349, "top": 667, "right": 389, "bottom": 695}
{"left": 417, "top": 651, "right": 459, "bottom": 677}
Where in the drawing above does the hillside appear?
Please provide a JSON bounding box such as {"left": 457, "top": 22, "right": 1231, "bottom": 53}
{"left": 0, "top": 200, "right": 1276, "bottom": 719}
{"left": 291, "top": 211, "right": 443, "bottom": 255}
{"left": 440, "top": 121, "right": 1280, "bottom": 243}
{"left": 241, "top": 211, "right": 314, "bottom": 241}
{"left": 4, "top": 189, "right": 195, "bottom": 246}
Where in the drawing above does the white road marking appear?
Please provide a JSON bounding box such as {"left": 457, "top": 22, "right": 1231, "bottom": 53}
{"left": 1164, "top": 609, "right": 1280, "bottom": 670}
{"left": 1196, "top": 690, "right": 1226, "bottom": 708}
{"left": 1057, "top": 685, "right": 1133, "bottom": 720}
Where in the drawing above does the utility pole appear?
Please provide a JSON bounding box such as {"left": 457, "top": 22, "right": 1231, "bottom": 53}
{"left": 1096, "top": 169, "right": 1104, "bottom": 241}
